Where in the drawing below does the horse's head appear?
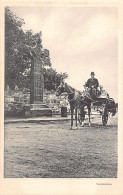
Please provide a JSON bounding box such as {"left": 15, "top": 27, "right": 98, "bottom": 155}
{"left": 56, "top": 82, "right": 66, "bottom": 96}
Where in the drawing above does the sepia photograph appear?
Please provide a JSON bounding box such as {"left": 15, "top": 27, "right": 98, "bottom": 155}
{"left": 0, "top": 1, "right": 123, "bottom": 195}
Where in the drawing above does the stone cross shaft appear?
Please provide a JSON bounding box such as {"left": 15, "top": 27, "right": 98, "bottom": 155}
{"left": 30, "top": 38, "right": 44, "bottom": 104}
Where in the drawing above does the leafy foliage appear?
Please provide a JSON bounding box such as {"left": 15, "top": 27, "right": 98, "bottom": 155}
{"left": 44, "top": 68, "right": 68, "bottom": 90}
{"left": 5, "top": 7, "right": 68, "bottom": 91}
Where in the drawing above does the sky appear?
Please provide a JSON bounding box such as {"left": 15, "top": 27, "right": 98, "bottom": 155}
{"left": 9, "top": 6, "right": 118, "bottom": 101}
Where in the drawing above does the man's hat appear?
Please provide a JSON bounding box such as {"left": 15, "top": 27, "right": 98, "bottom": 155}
{"left": 90, "top": 72, "right": 95, "bottom": 75}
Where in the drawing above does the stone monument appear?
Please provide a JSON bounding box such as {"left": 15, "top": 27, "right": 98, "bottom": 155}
{"left": 24, "top": 34, "right": 52, "bottom": 117}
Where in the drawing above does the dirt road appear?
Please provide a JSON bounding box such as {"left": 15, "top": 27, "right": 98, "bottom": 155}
{"left": 4, "top": 114, "right": 118, "bottom": 178}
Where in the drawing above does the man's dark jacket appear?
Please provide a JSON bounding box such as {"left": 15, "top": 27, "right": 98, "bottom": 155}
{"left": 86, "top": 78, "right": 99, "bottom": 89}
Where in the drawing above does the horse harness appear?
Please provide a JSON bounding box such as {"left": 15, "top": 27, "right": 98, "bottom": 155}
{"left": 68, "top": 91, "right": 90, "bottom": 105}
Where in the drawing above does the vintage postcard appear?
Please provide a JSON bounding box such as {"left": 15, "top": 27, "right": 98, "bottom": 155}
{"left": 0, "top": 0, "right": 123, "bottom": 195}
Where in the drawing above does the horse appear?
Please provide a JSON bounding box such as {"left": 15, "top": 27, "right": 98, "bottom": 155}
{"left": 56, "top": 82, "right": 92, "bottom": 129}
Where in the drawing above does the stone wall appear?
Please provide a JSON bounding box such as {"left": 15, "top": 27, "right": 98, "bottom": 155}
{"left": 4, "top": 88, "right": 30, "bottom": 117}
{"left": 4, "top": 87, "right": 70, "bottom": 117}
{"left": 43, "top": 89, "right": 70, "bottom": 114}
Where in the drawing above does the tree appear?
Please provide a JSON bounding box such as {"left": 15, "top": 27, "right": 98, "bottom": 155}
{"left": 5, "top": 7, "right": 25, "bottom": 89}
{"left": 5, "top": 7, "right": 45, "bottom": 89}
{"left": 44, "top": 68, "right": 68, "bottom": 91}
{"left": 5, "top": 7, "right": 68, "bottom": 91}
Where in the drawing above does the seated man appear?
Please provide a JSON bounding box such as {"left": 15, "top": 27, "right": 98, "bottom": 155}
{"left": 85, "top": 72, "right": 99, "bottom": 99}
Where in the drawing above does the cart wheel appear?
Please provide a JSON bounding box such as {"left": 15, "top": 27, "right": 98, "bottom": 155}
{"left": 102, "top": 112, "right": 108, "bottom": 126}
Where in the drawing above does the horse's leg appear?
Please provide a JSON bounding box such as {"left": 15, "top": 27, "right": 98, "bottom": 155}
{"left": 81, "top": 107, "right": 85, "bottom": 127}
{"left": 78, "top": 109, "right": 82, "bottom": 125}
{"left": 88, "top": 104, "right": 91, "bottom": 126}
{"left": 75, "top": 108, "right": 78, "bottom": 129}
{"left": 70, "top": 106, "right": 73, "bottom": 129}
{"left": 81, "top": 113, "right": 85, "bottom": 127}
